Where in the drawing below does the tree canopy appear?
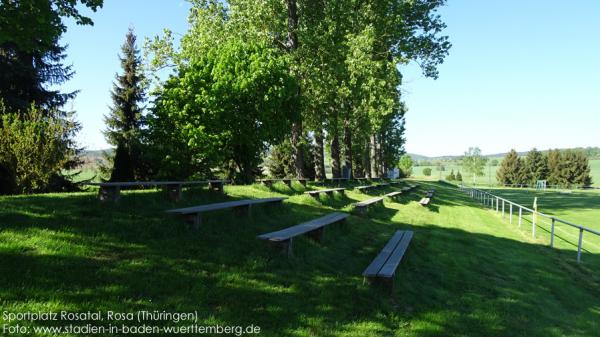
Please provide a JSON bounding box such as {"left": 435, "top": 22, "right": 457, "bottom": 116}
{"left": 144, "top": 0, "right": 450, "bottom": 181}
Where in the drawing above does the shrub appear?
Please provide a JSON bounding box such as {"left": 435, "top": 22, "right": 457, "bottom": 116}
{"left": 0, "top": 103, "right": 80, "bottom": 194}
{"left": 446, "top": 169, "right": 456, "bottom": 181}
{"left": 423, "top": 167, "right": 432, "bottom": 176}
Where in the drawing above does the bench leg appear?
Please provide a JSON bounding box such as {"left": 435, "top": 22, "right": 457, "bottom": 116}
{"left": 355, "top": 206, "right": 367, "bottom": 216}
{"left": 209, "top": 182, "right": 224, "bottom": 193}
{"left": 325, "top": 191, "right": 334, "bottom": 197}
{"left": 299, "top": 180, "right": 307, "bottom": 187}
{"left": 165, "top": 184, "right": 182, "bottom": 202}
{"left": 233, "top": 204, "right": 252, "bottom": 217}
{"left": 99, "top": 186, "right": 120, "bottom": 202}
{"left": 364, "top": 276, "right": 394, "bottom": 294}
{"left": 262, "top": 181, "right": 273, "bottom": 187}
{"left": 268, "top": 239, "right": 293, "bottom": 256}
{"left": 185, "top": 213, "right": 202, "bottom": 230}
{"left": 284, "top": 180, "right": 292, "bottom": 187}
{"left": 306, "top": 227, "right": 325, "bottom": 242}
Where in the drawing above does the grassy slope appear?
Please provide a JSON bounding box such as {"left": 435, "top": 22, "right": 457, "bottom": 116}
{"left": 476, "top": 187, "right": 600, "bottom": 255}
{"left": 0, "top": 181, "right": 598, "bottom": 336}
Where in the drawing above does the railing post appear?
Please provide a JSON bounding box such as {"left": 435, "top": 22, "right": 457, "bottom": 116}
{"left": 509, "top": 204, "right": 513, "bottom": 224}
{"left": 550, "top": 218, "right": 555, "bottom": 248}
{"left": 577, "top": 228, "right": 583, "bottom": 263}
{"left": 532, "top": 211, "right": 536, "bottom": 238}
{"left": 496, "top": 197, "right": 499, "bottom": 212}
{"left": 518, "top": 207, "right": 522, "bottom": 228}
{"left": 502, "top": 200, "right": 505, "bottom": 218}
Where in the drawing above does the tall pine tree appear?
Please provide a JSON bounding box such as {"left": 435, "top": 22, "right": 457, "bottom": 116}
{"left": 497, "top": 149, "right": 526, "bottom": 186}
{"left": 561, "top": 150, "right": 592, "bottom": 187}
{"left": 547, "top": 149, "right": 563, "bottom": 186}
{"left": 524, "top": 148, "right": 548, "bottom": 185}
{"left": 103, "top": 28, "right": 146, "bottom": 182}
{"left": 0, "top": 0, "right": 102, "bottom": 112}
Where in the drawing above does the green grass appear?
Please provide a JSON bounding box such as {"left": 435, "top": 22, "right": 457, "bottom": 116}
{"left": 0, "top": 181, "right": 599, "bottom": 336}
{"left": 412, "top": 164, "right": 499, "bottom": 185}
{"left": 475, "top": 187, "right": 600, "bottom": 256}
{"left": 65, "top": 167, "right": 104, "bottom": 183}
{"left": 413, "top": 159, "right": 600, "bottom": 187}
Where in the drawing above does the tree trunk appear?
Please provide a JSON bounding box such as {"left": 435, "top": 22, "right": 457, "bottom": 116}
{"left": 331, "top": 132, "right": 341, "bottom": 178}
{"left": 291, "top": 122, "right": 305, "bottom": 178}
{"left": 353, "top": 149, "right": 364, "bottom": 178}
{"left": 313, "top": 130, "right": 326, "bottom": 180}
{"left": 286, "top": 0, "right": 299, "bottom": 50}
{"left": 343, "top": 118, "right": 353, "bottom": 179}
{"left": 285, "top": 0, "right": 304, "bottom": 178}
{"left": 378, "top": 133, "right": 386, "bottom": 177}
{"left": 364, "top": 140, "right": 371, "bottom": 179}
{"left": 370, "top": 134, "right": 378, "bottom": 178}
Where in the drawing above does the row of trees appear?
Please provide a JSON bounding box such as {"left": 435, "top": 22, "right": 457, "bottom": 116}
{"left": 497, "top": 148, "right": 592, "bottom": 187}
{"left": 1, "top": 0, "right": 450, "bottom": 193}
{"left": 140, "top": 0, "right": 451, "bottom": 182}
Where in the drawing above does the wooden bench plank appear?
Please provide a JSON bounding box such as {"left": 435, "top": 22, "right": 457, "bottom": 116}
{"left": 258, "top": 212, "right": 348, "bottom": 242}
{"left": 378, "top": 231, "right": 413, "bottom": 277}
{"left": 166, "top": 197, "right": 285, "bottom": 215}
{"left": 355, "top": 197, "right": 384, "bottom": 207}
{"left": 87, "top": 180, "right": 229, "bottom": 187}
{"left": 385, "top": 191, "right": 402, "bottom": 198}
{"left": 304, "top": 188, "right": 345, "bottom": 196}
{"left": 363, "top": 231, "right": 407, "bottom": 277}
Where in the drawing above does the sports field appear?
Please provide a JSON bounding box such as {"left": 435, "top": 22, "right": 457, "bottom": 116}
{"left": 474, "top": 187, "right": 600, "bottom": 257}
{"left": 413, "top": 159, "right": 600, "bottom": 187}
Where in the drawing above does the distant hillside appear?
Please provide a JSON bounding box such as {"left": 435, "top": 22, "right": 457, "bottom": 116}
{"left": 78, "top": 149, "right": 112, "bottom": 169}
{"left": 410, "top": 147, "right": 600, "bottom": 164}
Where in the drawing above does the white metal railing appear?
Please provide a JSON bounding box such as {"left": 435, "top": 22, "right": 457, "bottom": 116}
{"left": 461, "top": 185, "right": 600, "bottom": 263}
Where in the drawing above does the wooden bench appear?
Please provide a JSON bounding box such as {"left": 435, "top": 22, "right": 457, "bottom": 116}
{"left": 166, "top": 197, "right": 285, "bottom": 229}
{"left": 355, "top": 185, "right": 376, "bottom": 192}
{"left": 363, "top": 230, "right": 413, "bottom": 291}
{"left": 84, "top": 180, "right": 230, "bottom": 202}
{"left": 419, "top": 189, "right": 435, "bottom": 206}
{"left": 257, "top": 212, "right": 349, "bottom": 255}
{"left": 356, "top": 183, "right": 390, "bottom": 193}
{"left": 304, "top": 188, "right": 346, "bottom": 198}
{"left": 354, "top": 197, "right": 384, "bottom": 215}
{"left": 260, "top": 178, "right": 309, "bottom": 187}
{"left": 401, "top": 184, "right": 418, "bottom": 193}
{"left": 384, "top": 191, "right": 402, "bottom": 199}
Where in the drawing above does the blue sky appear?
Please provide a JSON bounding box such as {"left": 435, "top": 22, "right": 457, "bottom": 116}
{"left": 62, "top": 0, "right": 600, "bottom": 156}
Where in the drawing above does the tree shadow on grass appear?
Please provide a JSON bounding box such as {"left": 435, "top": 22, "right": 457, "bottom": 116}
{"left": 1, "top": 185, "right": 599, "bottom": 336}
{"left": 245, "top": 182, "right": 308, "bottom": 196}
{"left": 310, "top": 191, "right": 356, "bottom": 210}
